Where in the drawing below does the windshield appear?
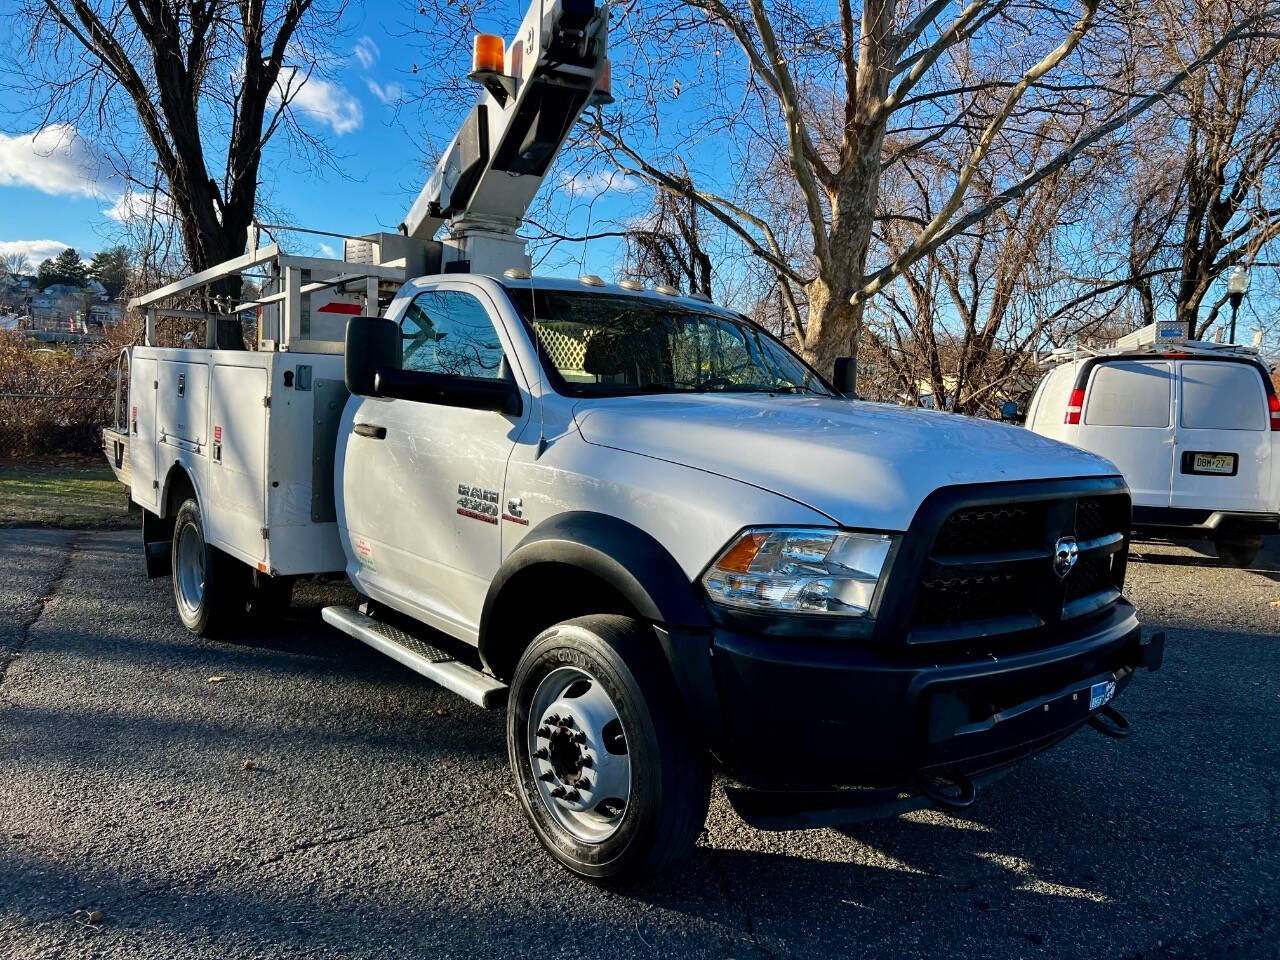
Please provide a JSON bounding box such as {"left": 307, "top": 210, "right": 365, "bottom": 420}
{"left": 506, "top": 288, "right": 836, "bottom": 398}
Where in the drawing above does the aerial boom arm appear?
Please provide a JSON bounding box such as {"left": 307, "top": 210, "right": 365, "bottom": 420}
{"left": 401, "top": 0, "right": 610, "bottom": 273}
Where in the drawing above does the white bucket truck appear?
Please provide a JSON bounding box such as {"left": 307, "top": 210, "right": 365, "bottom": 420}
{"left": 104, "top": 0, "right": 1162, "bottom": 880}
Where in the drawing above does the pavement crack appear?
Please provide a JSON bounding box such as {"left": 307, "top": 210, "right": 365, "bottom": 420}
{"left": 0, "top": 531, "right": 81, "bottom": 695}
{"left": 710, "top": 847, "right": 777, "bottom": 959}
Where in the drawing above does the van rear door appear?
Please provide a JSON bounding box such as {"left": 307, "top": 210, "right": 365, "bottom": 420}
{"left": 1080, "top": 360, "right": 1175, "bottom": 508}
{"left": 1172, "top": 360, "right": 1272, "bottom": 514}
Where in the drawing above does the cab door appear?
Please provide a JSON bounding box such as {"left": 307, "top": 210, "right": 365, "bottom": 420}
{"left": 1171, "top": 360, "right": 1272, "bottom": 513}
{"left": 340, "top": 283, "right": 530, "bottom": 642}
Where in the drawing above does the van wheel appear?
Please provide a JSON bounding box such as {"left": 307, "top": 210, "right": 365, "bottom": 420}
{"left": 1215, "top": 536, "right": 1260, "bottom": 568}
{"left": 507, "top": 615, "right": 710, "bottom": 882}
{"left": 171, "top": 498, "right": 234, "bottom": 636}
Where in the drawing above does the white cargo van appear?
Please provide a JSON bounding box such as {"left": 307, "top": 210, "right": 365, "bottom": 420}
{"left": 1027, "top": 336, "right": 1279, "bottom": 566}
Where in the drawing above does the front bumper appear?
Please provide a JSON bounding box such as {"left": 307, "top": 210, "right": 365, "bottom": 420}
{"left": 661, "top": 600, "right": 1161, "bottom": 823}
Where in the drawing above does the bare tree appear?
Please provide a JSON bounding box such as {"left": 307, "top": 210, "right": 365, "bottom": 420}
{"left": 8, "top": 0, "right": 346, "bottom": 342}
{"left": 591, "top": 0, "right": 1277, "bottom": 379}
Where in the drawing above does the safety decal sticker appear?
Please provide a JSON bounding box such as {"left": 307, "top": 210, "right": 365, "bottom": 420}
{"left": 354, "top": 537, "right": 377, "bottom": 571}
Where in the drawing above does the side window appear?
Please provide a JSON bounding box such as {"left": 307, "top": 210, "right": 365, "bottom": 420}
{"left": 1085, "top": 361, "right": 1171, "bottom": 427}
{"left": 1180, "top": 362, "right": 1267, "bottom": 431}
{"left": 401, "top": 290, "right": 508, "bottom": 380}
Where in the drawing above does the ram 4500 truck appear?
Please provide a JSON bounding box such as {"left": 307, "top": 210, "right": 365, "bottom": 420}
{"left": 102, "top": 0, "right": 1162, "bottom": 881}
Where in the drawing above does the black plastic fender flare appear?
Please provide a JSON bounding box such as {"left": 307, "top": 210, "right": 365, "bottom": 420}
{"left": 479, "top": 512, "right": 711, "bottom": 643}
{"left": 478, "top": 512, "right": 724, "bottom": 747}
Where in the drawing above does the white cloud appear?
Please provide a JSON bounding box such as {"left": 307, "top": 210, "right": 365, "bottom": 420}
{"left": 560, "top": 169, "right": 643, "bottom": 196}
{"left": 365, "top": 78, "right": 404, "bottom": 106}
{"left": 105, "top": 188, "right": 174, "bottom": 224}
{"left": 0, "top": 239, "right": 72, "bottom": 264}
{"left": 354, "top": 36, "right": 380, "bottom": 70}
{"left": 275, "top": 69, "right": 364, "bottom": 135}
{"left": 317, "top": 242, "right": 337, "bottom": 258}
{"left": 0, "top": 124, "right": 116, "bottom": 199}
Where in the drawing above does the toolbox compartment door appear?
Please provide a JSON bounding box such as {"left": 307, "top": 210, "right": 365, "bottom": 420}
{"left": 207, "top": 362, "right": 269, "bottom": 565}
{"left": 130, "top": 355, "right": 160, "bottom": 512}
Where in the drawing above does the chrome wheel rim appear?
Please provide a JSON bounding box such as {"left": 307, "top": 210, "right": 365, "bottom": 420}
{"left": 528, "top": 665, "right": 630, "bottom": 844}
{"left": 175, "top": 522, "right": 205, "bottom": 618}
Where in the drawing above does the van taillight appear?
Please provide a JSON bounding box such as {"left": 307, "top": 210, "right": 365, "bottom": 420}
{"left": 1268, "top": 393, "right": 1279, "bottom": 432}
{"left": 1064, "top": 388, "right": 1085, "bottom": 424}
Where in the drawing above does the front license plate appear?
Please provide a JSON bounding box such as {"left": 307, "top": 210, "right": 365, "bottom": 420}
{"left": 1186, "top": 452, "right": 1237, "bottom": 475}
{"left": 1089, "top": 680, "right": 1116, "bottom": 711}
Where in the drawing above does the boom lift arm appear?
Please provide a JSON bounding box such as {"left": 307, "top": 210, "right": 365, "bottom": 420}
{"left": 400, "top": 0, "right": 611, "bottom": 275}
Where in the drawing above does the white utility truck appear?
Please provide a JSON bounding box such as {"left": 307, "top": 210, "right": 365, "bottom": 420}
{"left": 104, "top": 0, "right": 1163, "bottom": 880}
{"left": 1027, "top": 322, "right": 1280, "bottom": 567}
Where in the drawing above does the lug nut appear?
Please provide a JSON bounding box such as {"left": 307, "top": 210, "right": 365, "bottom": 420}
{"left": 550, "top": 786, "right": 567, "bottom": 798}
{"left": 538, "top": 771, "right": 555, "bottom": 782}
{"left": 560, "top": 715, "right": 574, "bottom": 728}
{"left": 577, "top": 778, "right": 591, "bottom": 792}
{"left": 564, "top": 789, "right": 580, "bottom": 802}
{"left": 572, "top": 731, "right": 587, "bottom": 744}
{"left": 534, "top": 747, "right": 549, "bottom": 760}
{"left": 580, "top": 755, "right": 593, "bottom": 769}
{"left": 536, "top": 726, "right": 551, "bottom": 739}
{"left": 547, "top": 714, "right": 561, "bottom": 725}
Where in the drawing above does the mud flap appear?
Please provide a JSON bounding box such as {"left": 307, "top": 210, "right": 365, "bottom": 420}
{"left": 142, "top": 509, "right": 173, "bottom": 579}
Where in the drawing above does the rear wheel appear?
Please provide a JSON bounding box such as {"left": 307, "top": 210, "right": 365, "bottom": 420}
{"left": 507, "top": 615, "right": 710, "bottom": 882}
{"left": 171, "top": 498, "right": 234, "bottom": 636}
{"left": 1216, "top": 536, "right": 1260, "bottom": 568}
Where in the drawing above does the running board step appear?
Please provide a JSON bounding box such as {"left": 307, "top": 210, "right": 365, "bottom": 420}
{"left": 321, "top": 605, "right": 508, "bottom": 709}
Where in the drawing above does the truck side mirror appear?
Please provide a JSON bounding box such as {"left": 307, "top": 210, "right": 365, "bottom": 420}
{"left": 832, "top": 357, "right": 857, "bottom": 397}
{"left": 345, "top": 316, "right": 400, "bottom": 396}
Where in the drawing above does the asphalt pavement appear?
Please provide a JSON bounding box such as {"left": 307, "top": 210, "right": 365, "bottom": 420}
{"left": 1, "top": 527, "right": 1278, "bottom": 959}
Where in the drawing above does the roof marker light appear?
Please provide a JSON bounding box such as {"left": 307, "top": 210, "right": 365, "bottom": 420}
{"left": 578, "top": 274, "right": 605, "bottom": 287}
{"left": 618, "top": 279, "right": 644, "bottom": 291}
{"left": 503, "top": 267, "right": 531, "bottom": 280}
{"left": 1064, "top": 387, "right": 1085, "bottom": 425}
{"left": 653, "top": 284, "right": 680, "bottom": 296}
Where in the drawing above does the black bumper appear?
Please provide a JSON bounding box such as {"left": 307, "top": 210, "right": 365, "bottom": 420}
{"left": 1133, "top": 506, "right": 1280, "bottom": 538}
{"left": 661, "top": 600, "right": 1161, "bottom": 820}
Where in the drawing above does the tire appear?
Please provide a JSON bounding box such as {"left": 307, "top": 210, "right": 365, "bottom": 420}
{"left": 1216, "top": 537, "right": 1260, "bottom": 568}
{"left": 170, "top": 498, "right": 235, "bottom": 636}
{"left": 507, "top": 615, "right": 710, "bottom": 882}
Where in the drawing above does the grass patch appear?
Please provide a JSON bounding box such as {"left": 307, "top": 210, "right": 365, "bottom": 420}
{"left": 0, "top": 458, "right": 132, "bottom": 528}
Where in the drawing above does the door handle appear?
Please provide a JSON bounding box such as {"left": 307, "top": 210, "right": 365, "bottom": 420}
{"left": 353, "top": 423, "right": 387, "bottom": 439}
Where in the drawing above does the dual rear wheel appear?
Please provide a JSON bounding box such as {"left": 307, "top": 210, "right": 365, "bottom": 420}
{"left": 170, "top": 498, "right": 293, "bottom": 636}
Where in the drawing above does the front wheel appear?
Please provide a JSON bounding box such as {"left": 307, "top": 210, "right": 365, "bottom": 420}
{"left": 507, "top": 615, "right": 710, "bottom": 882}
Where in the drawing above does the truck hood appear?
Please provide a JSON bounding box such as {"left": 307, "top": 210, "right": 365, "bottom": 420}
{"left": 572, "top": 395, "right": 1118, "bottom": 530}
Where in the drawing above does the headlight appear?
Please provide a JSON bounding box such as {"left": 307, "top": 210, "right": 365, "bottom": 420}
{"left": 701, "top": 528, "right": 896, "bottom": 617}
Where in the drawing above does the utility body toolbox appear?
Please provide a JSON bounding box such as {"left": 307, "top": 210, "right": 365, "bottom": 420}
{"left": 123, "top": 346, "right": 348, "bottom": 576}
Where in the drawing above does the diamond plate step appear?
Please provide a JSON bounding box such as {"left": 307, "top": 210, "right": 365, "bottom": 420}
{"left": 322, "top": 605, "right": 507, "bottom": 709}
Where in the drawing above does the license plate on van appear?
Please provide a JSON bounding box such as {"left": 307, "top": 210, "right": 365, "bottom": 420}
{"left": 1184, "top": 452, "right": 1237, "bottom": 475}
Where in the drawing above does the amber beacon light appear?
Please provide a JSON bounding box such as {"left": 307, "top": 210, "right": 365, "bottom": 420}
{"left": 472, "top": 34, "right": 505, "bottom": 75}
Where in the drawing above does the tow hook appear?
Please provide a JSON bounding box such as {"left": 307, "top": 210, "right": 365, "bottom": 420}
{"left": 1088, "top": 704, "right": 1131, "bottom": 740}
{"left": 918, "top": 769, "right": 977, "bottom": 810}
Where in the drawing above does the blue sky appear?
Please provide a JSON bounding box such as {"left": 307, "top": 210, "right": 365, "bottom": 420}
{"left": 0, "top": 0, "right": 642, "bottom": 274}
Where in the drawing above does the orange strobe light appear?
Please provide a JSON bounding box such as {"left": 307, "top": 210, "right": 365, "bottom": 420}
{"left": 473, "top": 34, "right": 505, "bottom": 74}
